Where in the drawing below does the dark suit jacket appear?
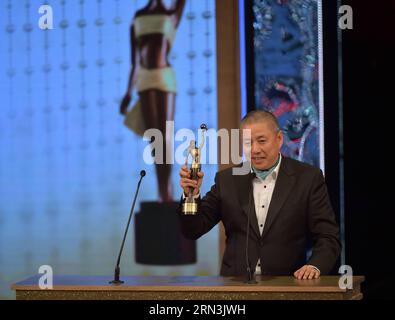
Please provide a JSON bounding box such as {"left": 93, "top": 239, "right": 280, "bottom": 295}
{"left": 178, "top": 156, "right": 341, "bottom": 276}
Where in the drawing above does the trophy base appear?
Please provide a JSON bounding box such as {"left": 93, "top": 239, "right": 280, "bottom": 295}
{"left": 135, "top": 201, "right": 196, "bottom": 265}
{"left": 181, "top": 202, "right": 198, "bottom": 215}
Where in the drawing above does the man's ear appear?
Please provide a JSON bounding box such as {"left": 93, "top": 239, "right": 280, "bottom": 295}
{"left": 278, "top": 130, "right": 284, "bottom": 147}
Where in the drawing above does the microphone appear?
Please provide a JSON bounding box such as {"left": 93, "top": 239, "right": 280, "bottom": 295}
{"left": 245, "top": 171, "right": 258, "bottom": 284}
{"left": 110, "top": 170, "right": 146, "bottom": 284}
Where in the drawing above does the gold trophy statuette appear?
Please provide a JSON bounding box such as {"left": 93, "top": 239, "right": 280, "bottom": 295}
{"left": 182, "top": 124, "right": 208, "bottom": 215}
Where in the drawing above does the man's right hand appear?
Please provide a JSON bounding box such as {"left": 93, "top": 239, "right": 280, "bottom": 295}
{"left": 179, "top": 165, "right": 204, "bottom": 197}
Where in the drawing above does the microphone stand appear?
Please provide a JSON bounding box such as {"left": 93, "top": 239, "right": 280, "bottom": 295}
{"left": 110, "top": 170, "right": 146, "bottom": 285}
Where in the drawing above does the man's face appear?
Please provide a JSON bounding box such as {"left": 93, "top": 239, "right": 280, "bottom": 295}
{"left": 242, "top": 120, "right": 283, "bottom": 170}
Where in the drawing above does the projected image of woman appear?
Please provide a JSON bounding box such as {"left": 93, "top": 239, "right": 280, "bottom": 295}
{"left": 120, "top": 0, "right": 185, "bottom": 202}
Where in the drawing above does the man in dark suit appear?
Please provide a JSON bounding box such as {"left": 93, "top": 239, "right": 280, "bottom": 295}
{"left": 179, "top": 110, "right": 341, "bottom": 280}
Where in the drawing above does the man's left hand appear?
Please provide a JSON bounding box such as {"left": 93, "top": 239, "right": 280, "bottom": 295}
{"left": 294, "top": 265, "right": 320, "bottom": 280}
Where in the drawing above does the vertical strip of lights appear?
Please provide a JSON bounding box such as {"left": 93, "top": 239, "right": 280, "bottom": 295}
{"left": 238, "top": 0, "right": 247, "bottom": 118}
{"left": 59, "top": 0, "right": 70, "bottom": 243}
{"left": 203, "top": 0, "right": 213, "bottom": 123}
{"left": 24, "top": 0, "right": 34, "bottom": 197}
{"left": 60, "top": 0, "right": 70, "bottom": 172}
{"left": 42, "top": 0, "right": 57, "bottom": 223}
{"left": 96, "top": 0, "right": 106, "bottom": 186}
{"left": 77, "top": 0, "right": 91, "bottom": 273}
{"left": 43, "top": 1, "right": 52, "bottom": 157}
{"left": 187, "top": 0, "right": 196, "bottom": 128}
{"left": 113, "top": 0, "right": 124, "bottom": 183}
{"left": 6, "top": 0, "right": 15, "bottom": 156}
{"left": 24, "top": 0, "right": 33, "bottom": 149}
{"left": 22, "top": 0, "right": 34, "bottom": 270}
{"left": 96, "top": 0, "right": 105, "bottom": 149}
{"left": 78, "top": 0, "right": 88, "bottom": 156}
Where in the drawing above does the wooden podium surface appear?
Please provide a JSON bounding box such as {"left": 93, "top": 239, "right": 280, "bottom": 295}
{"left": 12, "top": 275, "right": 364, "bottom": 300}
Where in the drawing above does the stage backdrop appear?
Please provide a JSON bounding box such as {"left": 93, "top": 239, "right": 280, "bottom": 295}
{"left": 246, "top": 0, "right": 324, "bottom": 168}
{"left": 0, "top": 0, "right": 218, "bottom": 299}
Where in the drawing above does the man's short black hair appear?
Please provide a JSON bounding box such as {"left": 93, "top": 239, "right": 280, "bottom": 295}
{"left": 240, "top": 110, "right": 281, "bottom": 132}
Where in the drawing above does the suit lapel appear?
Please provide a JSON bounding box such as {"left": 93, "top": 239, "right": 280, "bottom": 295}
{"left": 261, "top": 157, "right": 296, "bottom": 238}
{"left": 235, "top": 169, "right": 261, "bottom": 239}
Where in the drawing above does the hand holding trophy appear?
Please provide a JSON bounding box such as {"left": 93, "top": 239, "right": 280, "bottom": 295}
{"left": 181, "top": 124, "right": 208, "bottom": 215}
